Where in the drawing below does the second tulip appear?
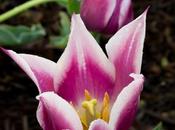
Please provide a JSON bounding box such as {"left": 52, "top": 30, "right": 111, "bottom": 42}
{"left": 80, "top": 0, "right": 133, "bottom": 34}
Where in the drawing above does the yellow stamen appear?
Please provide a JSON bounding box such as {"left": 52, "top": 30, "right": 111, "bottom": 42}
{"left": 78, "top": 90, "right": 111, "bottom": 129}
{"left": 82, "top": 99, "right": 97, "bottom": 116}
{"left": 80, "top": 113, "right": 88, "bottom": 128}
{"left": 101, "top": 92, "right": 110, "bottom": 122}
{"left": 84, "top": 89, "right": 91, "bottom": 101}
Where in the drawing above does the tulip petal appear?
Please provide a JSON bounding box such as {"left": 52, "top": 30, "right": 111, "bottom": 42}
{"left": 89, "top": 119, "right": 110, "bottom": 130}
{"left": 80, "top": 0, "right": 116, "bottom": 32}
{"left": 54, "top": 14, "right": 115, "bottom": 105}
{"left": 109, "top": 74, "right": 144, "bottom": 130}
{"left": 104, "top": 0, "right": 133, "bottom": 34}
{"left": 37, "top": 92, "right": 83, "bottom": 130}
{"left": 106, "top": 10, "right": 147, "bottom": 97}
{"left": 0, "top": 48, "right": 56, "bottom": 93}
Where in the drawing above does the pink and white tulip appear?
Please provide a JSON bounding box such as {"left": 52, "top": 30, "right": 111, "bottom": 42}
{"left": 0, "top": 9, "right": 147, "bottom": 130}
{"left": 80, "top": 0, "right": 133, "bottom": 34}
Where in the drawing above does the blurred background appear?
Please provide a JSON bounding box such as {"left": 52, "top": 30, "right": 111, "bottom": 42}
{"left": 0, "top": 0, "right": 175, "bottom": 130}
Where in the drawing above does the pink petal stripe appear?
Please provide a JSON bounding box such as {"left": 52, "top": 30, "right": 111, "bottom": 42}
{"left": 89, "top": 119, "right": 110, "bottom": 130}
{"left": 0, "top": 48, "right": 56, "bottom": 93}
{"left": 106, "top": 9, "right": 147, "bottom": 98}
{"left": 54, "top": 14, "right": 115, "bottom": 105}
{"left": 104, "top": 0, "right": 133, "bottom": 34}
{"left": 109, "top": 74, "right": 144, "bottom": 130}
{"left": 37, "top": 92, "right": 83, "bottom": 130}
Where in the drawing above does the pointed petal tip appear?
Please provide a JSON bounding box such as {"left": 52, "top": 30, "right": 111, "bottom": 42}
{"left": 130, "top": 73, "right": 144, "bottom": 91}
{"left": 36, "top": 91, "right": 55, "bottom": 100}
{"left": 0, "top": 47, "right": 4, "bottom": 51}
{"left": 141, "top": 6, "right": 150, "bottom": 21}
{"left": 130, "top": 73, "right": 144, "bottom": 92}
{"left": 105, "top": 8, "right": 147, "bottom": 95}
{"left": 145, "top": 6, "right": 150, "bottom": 14}
{"left": 55, "top": 12, "right": 116, "bottom": 104}
{"left": 68, "top": 14, "right": 86, "bottom": 46}
{"left": 71, "top": 14, "right": 82, "bottom": 28}
{"left": 130, "top": 73, "right": 144, "bottom": 80}
{"left": 137, "top": 7, "right": 149, "bottom": 22}
{"left": 1, "top": 47, "right": 56, "bottom": 93}
{"left": 71, "top": 13, "right": 77, "bottom": 23}
{"left": 37, "top": 92, "right": 58, "bottom": 105}
{"left": 0, "top": 47, "right": 39, "bottom": 88}
{"left": 143, "top": 7, "right": 149, "bottom": 14}
{"left": 72, "top": 13, "right": 80, "bottom": 19}
{"left": 0, "top": 47, "right": 10, "bottom": 55}
{"left": 36, "top": 95, "right": 39, "bottom": 100}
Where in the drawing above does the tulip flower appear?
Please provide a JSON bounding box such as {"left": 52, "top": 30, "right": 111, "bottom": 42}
{"left": 80, "top": 0, "right": 133, "bottom": 34}
{"left": 0, "top": 9, "right": 147, "bottom": 130}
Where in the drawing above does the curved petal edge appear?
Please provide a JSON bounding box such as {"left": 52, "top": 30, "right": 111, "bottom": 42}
{"left": 109, "top": 73, "right": 144, "bottom": 130}
{"left": 0, "top": 47, "right": 56, "bottom": 93}
{"left": 37, "top": 92, "right": 83, "bottom": 130}
{"left": 106, "top": 9, "right": 147, "bottom": 96}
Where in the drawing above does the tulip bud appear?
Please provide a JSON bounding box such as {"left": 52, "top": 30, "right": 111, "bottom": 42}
{"left": 80, "top": 0, "right": 133, "bottom": 34}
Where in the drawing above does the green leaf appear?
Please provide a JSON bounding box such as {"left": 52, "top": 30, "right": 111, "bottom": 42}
{"left": 55, "top": 0, "right": 80, "bottom": 14}
{"left": 55, "top": 0, "right": 68, "bottom": 7}
{"left": 50, "top": 35, "right": 68, "bottom": 49}
{"left": 0, "top": 24, "right": 46, "bottom": 46}
{"left": 153, "top": 122, "right": 164, "bottom": 130}
{"left": 59, "top": 12, "right": 70, "bottom": 35}
{"left": 67, "top": 0, "right": 80, "bottom": 14}
{"left": 49, "top": 12, "right": 70, "bottom": 49}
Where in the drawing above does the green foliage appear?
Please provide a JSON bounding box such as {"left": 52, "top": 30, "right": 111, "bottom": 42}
{"left": 50, "top": 35, "right": 69, "bottom": 49}
{"left": 0, "top": 0, "right": 80, "bottom": 23}
{"left": 59, "top": 12, "right": 71, "bottom": 35}
{"left": 153, "top": 122, "right": 164, "bottom": 130}
{"left": 55, "top": 0, "right": 80, "bottom": 14}
{"left": 0, "top": 24, "right": 46, "bottom": 46}
{"left": 54, "top": 0, "right": 80, "bottom": 48}
{"left": 55, "top": 0, "right": 68, "bottom": 8}
{"left": 67, "top": 0, "right": 80, "bottom": 14}
{"left": 50, "top": 12, "right": 70, "bottom": 49}
{"left": 0, "top": 0, "right": 81, "bottom": 48}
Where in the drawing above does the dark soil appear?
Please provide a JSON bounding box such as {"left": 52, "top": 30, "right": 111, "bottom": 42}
{"left": 0, "top": 0, "right": 175, "bottom": 130}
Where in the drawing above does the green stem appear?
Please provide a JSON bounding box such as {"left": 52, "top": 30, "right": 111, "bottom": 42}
{"left": 0, "top": 0, "right": 56, "bottom": 23}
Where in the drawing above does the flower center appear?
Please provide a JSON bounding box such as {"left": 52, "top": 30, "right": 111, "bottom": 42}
{"left": 79, "top": 90, "right": 110, "bottom": 129}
